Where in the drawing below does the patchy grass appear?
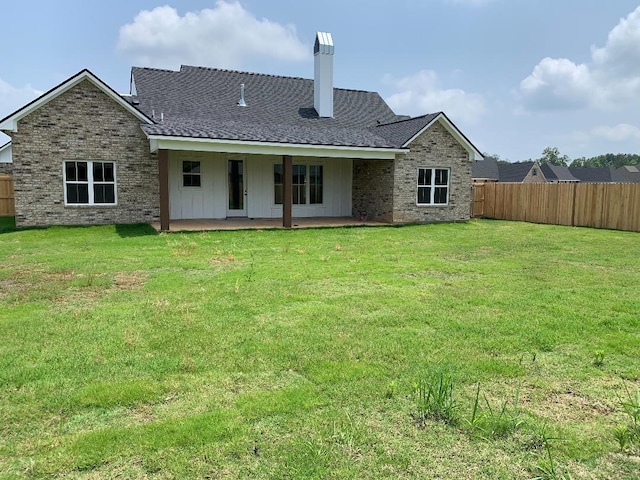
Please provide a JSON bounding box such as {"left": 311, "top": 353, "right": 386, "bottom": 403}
{"left": 0, "top": 219, "right": 639, "bottom": 478}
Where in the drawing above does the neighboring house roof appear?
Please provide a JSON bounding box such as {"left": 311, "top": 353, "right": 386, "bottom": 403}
{"left": 540, "top": 163, "right": 580, "bottom": 182}
{"left": 0, "top": 140, "right": 11, "bottom": 164}
{"left": 0, "top": 69, "right": 153, "bottom": 132}
{"left": 472, "top": 157, "right": 499, "bottom": 180}
{"left": 497, "top": 161, "right": 540, "bottom": 182}
{"left": 132, "top": 65, "right": 482, "bottom": 159}
{"left": 568, "top": 167, "right": 614, "bottom": 183}
{"left": 569, "top": 166, "right": 640, "bottom": 183}
{"left": 613, "top": 165, "right": 640, "bottom": 183}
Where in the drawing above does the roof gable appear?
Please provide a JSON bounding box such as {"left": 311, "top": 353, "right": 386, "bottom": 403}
{"left": 375, "top": 112, "right": 483, "bottom": 160}
{"left": 497, "top": 161, "right": 544, "bottom": 182}
{"left": 0, "top": 69, "right": 153, "bottom": 132}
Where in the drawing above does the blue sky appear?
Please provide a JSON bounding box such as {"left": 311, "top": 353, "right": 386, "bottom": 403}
{"left": 2, "top": 0, "right": 640, "bottom": 161}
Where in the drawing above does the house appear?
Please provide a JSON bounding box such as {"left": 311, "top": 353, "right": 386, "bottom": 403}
{"left": 0, "top": 32, "right": 482, "bottom": 230}
{"left": 497, "top": 161, "right": 545, "bottom": 183}
{"left": 539, "top": 163, "right": 579, "bottom": 183}
{"left": 0, "top": 141, "right": 11, "bottom": 175}
{"left": 616, "top": 165, "right": 640, "bottom": 183}
{"left": 472, "top": 158, "right": 544, "bottom": 184}
{"left": 471, "top": 157, "right": 499, "bottom": 183}
{"left": 569, "top": 166, "right": 640, "bottom": 183}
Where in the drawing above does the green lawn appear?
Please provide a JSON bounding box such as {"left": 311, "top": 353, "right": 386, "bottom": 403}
{"left": 0, "top": 218, "right": 638, "bottom": 479}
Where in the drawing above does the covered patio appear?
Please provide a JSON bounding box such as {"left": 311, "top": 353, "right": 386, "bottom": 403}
{"left": 151, "top": 216, "right": 389, "bottom": 232}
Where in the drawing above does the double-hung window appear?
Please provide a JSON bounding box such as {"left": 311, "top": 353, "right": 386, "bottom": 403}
{"left": 182, "top": 160, "right": 201, "bottom": 187}
{"left": 274, "top": 163, "right": 323, "bottom": 205}
{"left": 417, "top": 167, "right": 449, "bottom": 205}
{"left": 64, "top": 161, "right": 116, "bottom": 205}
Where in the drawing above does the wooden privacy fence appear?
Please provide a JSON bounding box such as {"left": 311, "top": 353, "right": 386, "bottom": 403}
{"left": 473, "top": 182, "right": 640, "bottom": 232}
{"left": 0, "top": 175, "right": 14, "bottom": 216}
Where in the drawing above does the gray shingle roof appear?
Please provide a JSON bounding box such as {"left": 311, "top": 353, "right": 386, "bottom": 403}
{"left": 540, "top": 163, "right": 579, "bottom": 182}
{"left": 568, "top": 167, "right": 613, "bottom": 183}
{"left": 373, "top": 114, "right": 440, "bottom": 147}
{"left": 497, "top": 162, "right": 537, "bottom": 182}
{"left": 613, "top": 166, "right": 640, "bottom": 183}
{"left": 132, "top": 65, "right": 434, "bottom": 149}
{"left": 472, "top": 157, "right": 499, "bottom": 180}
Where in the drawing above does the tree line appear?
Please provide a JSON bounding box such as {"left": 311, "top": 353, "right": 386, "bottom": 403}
{"left": 483, "top": 148, "right": 640, "bottom": 168}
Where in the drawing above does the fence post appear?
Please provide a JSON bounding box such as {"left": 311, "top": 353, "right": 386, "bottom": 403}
{"left": 571, "top": 183, "right": 577, "bottom": 227}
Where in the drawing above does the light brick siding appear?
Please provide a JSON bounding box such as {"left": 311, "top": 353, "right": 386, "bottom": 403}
{"left": 392, "top": 121, "right": 472, "bottom": 223}
{"left": 7, "top": 79, "right": 158, "bottom": 227}
{"left": 522, "top": 164, "right": 546, "bottom": 183}
{"left": 0, "top": 163, "right": 12, "bottom": 175}
{"left": 352, "top": 159, "right": 394, "bottom": 222}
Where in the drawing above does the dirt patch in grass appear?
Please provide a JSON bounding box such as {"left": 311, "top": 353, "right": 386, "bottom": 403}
{"left": 1, "top": 269, "right": 148, "bottom": 306}
{"left": 113, "top": 271, "right": 148, "bottom": 290}
{"left": 529, "top": 388, "right": 617, "bottom": 423}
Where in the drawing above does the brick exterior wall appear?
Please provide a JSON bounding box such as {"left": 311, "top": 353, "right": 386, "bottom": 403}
{"left": 392, "top": 120, "right": 472, "bottom": 223}
{"left": 522, "top": 163, "right": 546, "bottom": 183}
{"left": 0, "top": 163, "right": 12, "bottom": 175}
{"left": 5, "top": 79, "right": 158, "bottom": 227}
{"left": 352, "top": 159, "right": 394, "bottom": 222}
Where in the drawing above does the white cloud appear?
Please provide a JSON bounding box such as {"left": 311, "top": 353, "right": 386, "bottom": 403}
{"left": 0, "top": 78, "right": 43, "bottom": 120}
{"left": 520, "top": 6, "right": 640, "bottom": 111}
{"left": 384, "top": 70, "right": 485, "bottom": 123}
{"left": 564, "top": 123, "right": 640, "bottom": 154}
{"left": 117, "top": 1, "right": 308, "bottom": 70}
{"left": 591, "top": 123, "right": 640, "bottom": 142}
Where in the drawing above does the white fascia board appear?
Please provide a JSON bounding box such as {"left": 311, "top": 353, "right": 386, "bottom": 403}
{"left": 402, "top": 113, "right": 483, "bottom": 161}
{"left": 0, "top": 70, "right": 152, "bottom": 132}
{"left": 147, "top": 135, "right": 406, "bottom": 159}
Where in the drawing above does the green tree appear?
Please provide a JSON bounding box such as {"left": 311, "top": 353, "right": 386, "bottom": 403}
{"left": 539, "top": 147, "right": 570, "bottom": 167}
{"left": 482, "top": 152, "right": 510, "bottom": 164}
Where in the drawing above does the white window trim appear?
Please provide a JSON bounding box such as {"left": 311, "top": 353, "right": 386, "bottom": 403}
{"left": 273, "top": 160, "right": 325, "bottom": 207}
{"left": 63, "top": 160, "right": 118, "bottom": 206}
{"left": 181, "top": 160, "right": 202, "bottom": 190}
{"left": 416, "top": 167, "right": 450, "bottom": 206}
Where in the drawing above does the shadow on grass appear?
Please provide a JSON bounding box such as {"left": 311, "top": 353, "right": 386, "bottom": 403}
{"left": 0, "top": 216, "right": 16, "bottom": 233}
{"left": 115, "top": 223, "right": 159, "bottom": 238}
{"left": 0, "top": 218, "right": 159, "bottom": 238}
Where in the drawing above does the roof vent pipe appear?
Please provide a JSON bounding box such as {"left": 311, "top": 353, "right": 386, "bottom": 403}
{"left": 314, "top": 31, "right": 334, "bottom": 118}
{"left": 238, "top": 84, "right": 247, "bottom": 107}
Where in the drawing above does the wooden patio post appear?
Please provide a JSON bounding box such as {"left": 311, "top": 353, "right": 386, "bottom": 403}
{"left": 283, "top": 155, "right": 292, "bottom": 228}
{"left": 158, "top": 149, "right": 170, "bottom": 231}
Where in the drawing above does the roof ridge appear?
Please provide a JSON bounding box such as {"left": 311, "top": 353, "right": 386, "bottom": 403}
{"left": 376, "top": 112, "right": 440, "bottom": 127}
{"left": 132, "top": 66, "right": 181, "bottom": 74}
{"left": 178, "top": 64, "right": 309, "bottom": 81}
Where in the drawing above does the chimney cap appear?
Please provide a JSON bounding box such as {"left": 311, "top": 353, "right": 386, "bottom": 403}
{"left": 314, "top": 31, "right": 334, "bottom": 55}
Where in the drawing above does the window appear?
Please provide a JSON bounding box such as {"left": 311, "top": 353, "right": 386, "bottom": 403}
{"left": 309, "top": 165, "right": 323, "bottom": 204}
{"left": 274, "top": 163, "right": 323, "bottom": 205}
{"left": 183, "top": 161, "right": 201, "bottom": 187}
{"left": 292, "top": 165, "right": 306, "bottom": 205}
{"left": 417, "top": 168, "right": 449, "bottom": 205}
{"left": 64, "top": 161, "right": 116, "bottom": 205}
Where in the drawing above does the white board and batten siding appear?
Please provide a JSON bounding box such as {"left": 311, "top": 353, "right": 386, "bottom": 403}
{"left": 168, "top": 151, "right": 353, "bottom": 220}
